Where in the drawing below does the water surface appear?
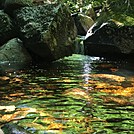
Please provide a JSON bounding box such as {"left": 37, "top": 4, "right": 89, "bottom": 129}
{"left": 0, "top": 54, "right": 134, "bottom": 134}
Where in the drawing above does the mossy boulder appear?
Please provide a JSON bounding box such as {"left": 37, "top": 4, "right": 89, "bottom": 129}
{"left": 84, "top": 21, "right": 134, "bottom": 58}
{"left": 14, "top": 4, "right": 77, "bottom": 61}
{"left": 0, "top": 38, "right": 32, "bottom": 63}
{"left": 84, "top": 0, "right": 134, "bottom": 58}
{"left": 0, "top": 10, "right": 15, "bottom": 46}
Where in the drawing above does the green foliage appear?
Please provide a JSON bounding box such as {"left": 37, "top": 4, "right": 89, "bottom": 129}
{"left": 57, "top": 0, "right": 134, "bottom": 25}
{"left": 106, "top": 0, "right": 134, "bottom": 25}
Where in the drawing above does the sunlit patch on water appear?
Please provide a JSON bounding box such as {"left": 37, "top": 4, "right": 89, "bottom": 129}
{"left": 0, "top": 54, "right": 134, "bottom": 133}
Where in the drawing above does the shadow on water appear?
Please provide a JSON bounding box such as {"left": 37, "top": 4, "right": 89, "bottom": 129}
{"left": 0, "top": 54, "right": 134, "bottom": 134}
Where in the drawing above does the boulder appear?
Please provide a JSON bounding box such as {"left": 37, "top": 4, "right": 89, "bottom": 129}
{"left": 0, "top": 10, "right": 15, "bottom": 46}
{"left": 84, "top": 21, "right": 134, "bottom": 58}
{"left": 0, "top": 38, "right": 32, "bottom": 63}
{"left": 72, "top": 13, "right": 94, "bottom": 36}
{"left": 14, "top": 4, "right": 77, "bottom": 61}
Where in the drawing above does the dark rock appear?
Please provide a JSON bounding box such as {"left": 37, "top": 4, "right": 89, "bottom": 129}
{"left": 0, "top": 0, "right": 5, "bottom": 9}
{"left": 4, "top": 0, "right": 33, "bottom": 16}
{"left": 0, "top": 38, "right": 32, "bottom": 63}
{"left": 72, "top": 13, "right": 86, "bottom": 36}
{"left": 0, "top": 10, "right": 15, "bottom": 46}
{"left": 84, "top": 21, "right": 134, "bottom": 58}
{"left": 14, "top": 4, "right": 77, "bottom": 62}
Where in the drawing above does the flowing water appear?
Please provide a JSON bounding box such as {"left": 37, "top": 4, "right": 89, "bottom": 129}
{"left": 0, "top": 54, "right": 134, "bottom": 134}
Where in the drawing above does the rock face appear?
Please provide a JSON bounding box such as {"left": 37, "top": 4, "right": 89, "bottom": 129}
{"left": 0, "top": 10, "right": 15, "bottom": 46}
{"left": 0, "top": 38, "right": 32, "bottom": 63}
{"left": 84, "top": 21, "right": 134, "bottom": 58}
{"left": 14, "top": 4, "right": 77, "bottom": 61}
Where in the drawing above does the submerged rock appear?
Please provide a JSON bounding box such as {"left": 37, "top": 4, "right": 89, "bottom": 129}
{"left": 84, "top": 21, "right": 134, "bottom": 58}
{"left": 2, "top": 123, "right": 30, "bottom": 134}
{"left": 14, "top": 4, "right": 77, "bottom": 62}
{"left": 0, "top": 38, "right": 32, "bottom": 63}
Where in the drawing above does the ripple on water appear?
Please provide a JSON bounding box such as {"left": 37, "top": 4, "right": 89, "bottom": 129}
{"left": 0, "top": 54, "right": 134, "bottom": 133}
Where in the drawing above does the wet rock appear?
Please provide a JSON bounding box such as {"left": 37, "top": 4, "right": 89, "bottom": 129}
{"left": 0, "top": 38, "right": 32, "bottom": 63}
{"left": 72, "top": 13, "right": 94, "bottom": 36}
{"left": 2, "top": 123, "right": 31, "bottom": 134}
{"left": 0, "top": 10, "right": 15, "bottom": 46}
{"left": 14, "top": 4, "right": 77, "bottom": 62}
{"left": 84, "top": 21, "right": 134, "bottom": 58}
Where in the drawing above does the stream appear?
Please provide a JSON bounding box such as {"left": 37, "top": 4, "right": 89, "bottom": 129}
{"left": 0, "top": 54, "right": 134, "bottom": 134}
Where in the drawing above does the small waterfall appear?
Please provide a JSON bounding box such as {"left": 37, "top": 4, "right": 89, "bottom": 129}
{"left": 74, "top": 36, "right": 85, "bottom": 55}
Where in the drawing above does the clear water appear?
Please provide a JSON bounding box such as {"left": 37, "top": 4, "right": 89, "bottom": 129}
{"left": 0, "top": 54, "right": 134, "bottom": 134}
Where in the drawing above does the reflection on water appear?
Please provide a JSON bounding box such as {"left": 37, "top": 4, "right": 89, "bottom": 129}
{"left": 0, "top": 54, "right": 134, "bottom": 134}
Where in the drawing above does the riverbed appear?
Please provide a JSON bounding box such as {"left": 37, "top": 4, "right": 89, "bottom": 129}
{"left": 0, "top": 54, "right": 134, "bottom": 134}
